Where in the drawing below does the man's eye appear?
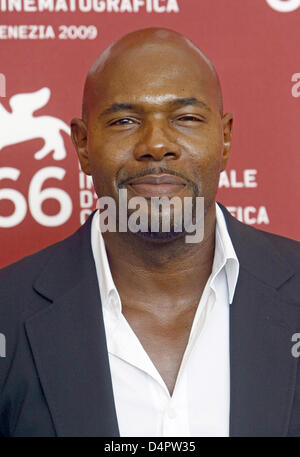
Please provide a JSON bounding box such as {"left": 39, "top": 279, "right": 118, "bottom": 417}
{"left": 176, "top": 115, "right": 203, "bottom": 122}
{"left": 109, "top": 118, "right": 135, "bottom": 126}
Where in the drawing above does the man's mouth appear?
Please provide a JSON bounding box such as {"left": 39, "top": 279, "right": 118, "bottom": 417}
{"left": 126, "top": 174, "right": 187, "bottom": 198}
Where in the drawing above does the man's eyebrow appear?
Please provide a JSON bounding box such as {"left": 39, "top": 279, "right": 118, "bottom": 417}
{"left": 99, "top": 103, "right": 144, "bottom": 117}
{"left": 169, "top": 97, "right": 211, "bottom": 112}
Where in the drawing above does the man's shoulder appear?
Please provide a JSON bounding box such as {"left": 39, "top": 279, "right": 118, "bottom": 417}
{"left": 219, "top": 202, "right": 300, "bottom": 272}
{"left": 0, "top": 213, "right": 94, "bottom": 304}
{"left": 242, "top": 219, "right": 300, "bottom": 250}
{"left": 258, "top": 228, "right": 300, "bottom": 252}
{"left": 1, "top": 230, "right": 76, "bottom": 281}
{"left": 254, "top": 227, "right": 300, "bottom": 270}
{"left": 0, "top": 237, "right": 70, "bottom": 322}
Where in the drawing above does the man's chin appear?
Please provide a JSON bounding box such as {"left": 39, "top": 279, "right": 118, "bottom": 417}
{"left": 132, "top": 229, "right": 186, "bottom": 243}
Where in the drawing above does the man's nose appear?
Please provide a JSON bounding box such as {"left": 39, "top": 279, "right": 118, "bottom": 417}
{"left": 133, "top": 120, "right": 181, "bottom": 161}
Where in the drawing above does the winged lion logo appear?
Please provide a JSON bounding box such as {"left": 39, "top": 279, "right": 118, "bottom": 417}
{"left": 0, "top": 87, "right": 70, "bottom": 160}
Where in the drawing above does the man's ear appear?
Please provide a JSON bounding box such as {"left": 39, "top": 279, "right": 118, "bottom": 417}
{"left": 70, "top": 118, "right": 91, "bottom": 175}
{"left": 220, "top": 112, "right": 233, "bottom": 172}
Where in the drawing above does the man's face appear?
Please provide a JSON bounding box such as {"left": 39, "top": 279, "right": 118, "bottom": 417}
{"left": 73, "top": 40, "right": 232, "bottom": 236}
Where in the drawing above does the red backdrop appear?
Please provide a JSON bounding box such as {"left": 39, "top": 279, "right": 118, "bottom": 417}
{"left": 0, "top": 0, "right": 299, "bottom": 268}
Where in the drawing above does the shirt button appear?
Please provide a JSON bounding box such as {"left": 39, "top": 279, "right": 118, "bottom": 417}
{"left": 167, "top": 407, "right": 177, "bottom": 419}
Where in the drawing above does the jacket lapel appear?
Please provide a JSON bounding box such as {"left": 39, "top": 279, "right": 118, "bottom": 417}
{"left": 219, "top": 203, "right": 300, "bottom": 436}
{"left": 25, "top": 213, "right": 120, "bottom": 437}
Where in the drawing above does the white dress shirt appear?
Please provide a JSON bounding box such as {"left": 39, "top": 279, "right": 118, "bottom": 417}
{"left": 91, "top": 202, "right": 239, "bottom": 437}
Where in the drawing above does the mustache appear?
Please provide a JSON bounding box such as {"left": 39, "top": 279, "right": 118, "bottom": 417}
{"left": 117, "top": 166, "right": 198, "bottom": 192}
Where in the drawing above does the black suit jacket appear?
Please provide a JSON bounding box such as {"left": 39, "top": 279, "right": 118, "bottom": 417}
{"left": 0, "top": 203, "right": 300, "bottom": 437}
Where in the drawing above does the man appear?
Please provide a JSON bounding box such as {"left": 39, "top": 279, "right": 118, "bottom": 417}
{"left": 0, "top": 27, "right": 300, "bottom": 437}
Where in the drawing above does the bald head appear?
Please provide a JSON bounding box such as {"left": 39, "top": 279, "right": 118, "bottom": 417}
{"left": 82, "top": 28, "right": 223, "bottom": 123}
